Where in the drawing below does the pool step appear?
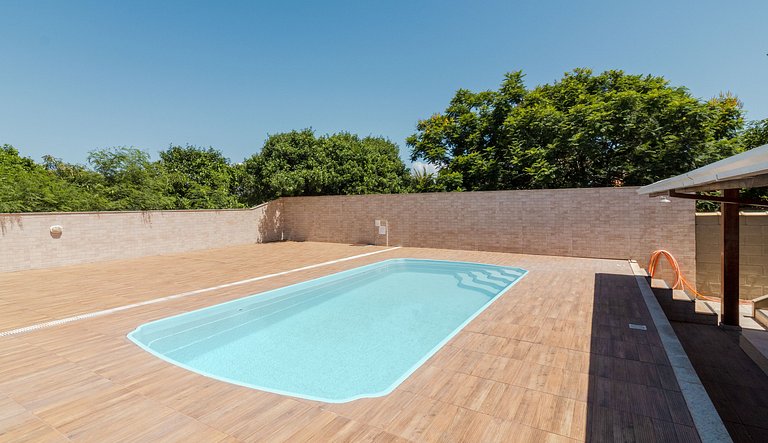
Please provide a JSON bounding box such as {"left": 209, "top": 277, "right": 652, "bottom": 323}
{"left": 650, "top": 278, "right": 718, "bottom": 325}
{"left": 454, "top": 271, "right": 513, "bottom": 295}
{"left": 483, "top": 269, "right": 516, "bottom": 285}
{"left": 469, "top": 271, "right": 508, "bottom": 288}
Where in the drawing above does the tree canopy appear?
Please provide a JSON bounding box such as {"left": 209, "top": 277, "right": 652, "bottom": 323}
{"left": 741, "top": 118, "right": 768, "bottom": 150}
{"left": 1, "top": 145, "right": 246, "bottom": 212}
{"left": 407, "top": 69, "right": 761, "bottom": 191}
{"left": 0, "top": 145, "right": 107, "bottom": 212}
{"left": 86, "top": 147, "right": 177, "bottom": 210}
{"left": 239, "top": 129, "right": 410, "bottom": 205}
{"left": 0, "top": 132, "right": 410, "bottom": 211}
{"left": 159, "top": 145, "right": 242, "bottom": 209}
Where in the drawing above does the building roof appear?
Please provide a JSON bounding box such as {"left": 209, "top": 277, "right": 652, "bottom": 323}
{"left": 637, "top": 143, "right": 768, "bottom": 196}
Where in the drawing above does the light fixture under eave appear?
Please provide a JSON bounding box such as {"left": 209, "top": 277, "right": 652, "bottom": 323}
{"left": 659, "top": 195, "right": 672, "bottom": 203}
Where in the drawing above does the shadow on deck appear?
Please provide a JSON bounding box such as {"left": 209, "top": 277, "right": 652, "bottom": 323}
{"left": 586, "top": 273, "right": 700, "bottom": 442}
{"left": 672, "top": 322, "right": 768, "bottom": 442}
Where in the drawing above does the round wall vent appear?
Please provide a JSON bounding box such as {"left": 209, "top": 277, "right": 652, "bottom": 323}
{"left": 49, "top": 225, "right": 63, "bottom": 238}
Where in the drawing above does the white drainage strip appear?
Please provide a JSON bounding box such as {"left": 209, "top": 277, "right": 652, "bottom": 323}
{"left": 0, "top": 246, "right": 402, "bottom": 338}
{"left": 629, "top": 260, "right": 732, "bottom": 443}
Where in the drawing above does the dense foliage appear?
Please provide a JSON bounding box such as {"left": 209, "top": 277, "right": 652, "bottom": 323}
{"left": 0, "top": 131, "right": 410, "bottom": 212}
{"left": 1, "top": 145, "right": 244, "bottom": 212}
{"left": 408, "top": 69, "right": 766, "bottom": 192}
{"left": 1, "top": 145, "right": 107, "bottom": 212}
{"left": 159, "top": 146, "right": 242, "bottom": 209}
{"left": 238, "top": 130, "right": 410, "bottom": 205}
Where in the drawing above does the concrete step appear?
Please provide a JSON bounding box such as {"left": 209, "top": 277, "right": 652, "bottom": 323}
{"left": 650, "top": 278, "right": 718, "bottom": 325}
{"left": 695, "top": 300, "right": 717, "bottom": 316}
{"left": 672, "top": 289, "right": 694, "bottom": 303}
{"left": 690, "top": 300, "right": 720, "bottom": 325}
{"left": 650, "top": 279, "right": 691, "bottom": 303}
{"left": 755, "top": 309, "right": 768, "bottom": 330}
{"left": 650, "top": 277, "right": 671, "bottom": 292}
{"left": 740, "top": 329, "right": 768, "bottom": 377}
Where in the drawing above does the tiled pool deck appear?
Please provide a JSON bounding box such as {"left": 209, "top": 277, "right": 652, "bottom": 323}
{"left": 0, "top": 242, "right": 702, "bottom": 442}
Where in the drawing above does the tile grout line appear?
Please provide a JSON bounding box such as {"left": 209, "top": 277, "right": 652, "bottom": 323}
{"left": 629, "top": 260, "right": 732, "bottom": 443}
{"left": 0, "top": 246, "right": 401, "bottom": 338}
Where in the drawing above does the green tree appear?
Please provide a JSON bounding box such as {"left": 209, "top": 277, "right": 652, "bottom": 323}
{"left": 0, "top": 145, "right": 106, "bottom": 212}
{"left": 87, "top": 147, "right": 175, "bottom": 210}
{"left": 408, "top": 164, "right": 462, "bottom": 192}
{"left": 42, "top": 155, "right": 110, "bottom": 209}
{"left": 321, "top": 133, "right": 410, "bottom": 195}
{"left": 158, "top": 145, "right": 243, "bottom": 209}
{"left": 240, "top": 129, "right": 409, "bottom": 204}
{"left": 741, "top": 118, "right": 768, "bottom": 149}
{"left": 736, "top": 118, "right": 768, "bottom": 207}
{"left": 409, "top": 166, "right": 438, "bottom": 193}
{"left": 408, "top": 69, "right": 748, "bottom": 191}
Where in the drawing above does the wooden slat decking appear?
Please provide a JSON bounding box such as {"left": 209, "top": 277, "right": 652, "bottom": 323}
{"left": 0, "top": 242, "right": 700, "bottom": 442}
{"left": 672, "top": 322, "right": 768, "bottom": 442}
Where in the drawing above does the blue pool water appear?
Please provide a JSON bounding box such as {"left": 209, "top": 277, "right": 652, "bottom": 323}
{"left": 128, "top": 259, "right": 527, "bottom": 402}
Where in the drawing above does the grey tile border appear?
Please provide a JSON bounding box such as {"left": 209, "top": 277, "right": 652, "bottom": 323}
{"left": 630, "top": 260, "right": 732, "bottom": 443}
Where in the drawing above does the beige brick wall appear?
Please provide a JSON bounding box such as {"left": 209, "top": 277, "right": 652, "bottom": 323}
{"left": 0, "top": 201, "right": 283, "bottom": 273}
{"left": 696, "top": 212, "right": 768, "bottom": 300}
{"left": 2, "top": 189, "right": 699, "bottom": 280}
{"left": 281, "top": 187, "right": 696, "bottom": 280}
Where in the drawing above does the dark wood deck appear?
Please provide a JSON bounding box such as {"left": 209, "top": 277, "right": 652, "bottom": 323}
{"left": 672, "top": 322, "right": 768, "bottom": 442}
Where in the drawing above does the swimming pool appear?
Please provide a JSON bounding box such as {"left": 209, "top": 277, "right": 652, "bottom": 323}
{"left": 128, "top": 258, "right": 527, "bottom": 402}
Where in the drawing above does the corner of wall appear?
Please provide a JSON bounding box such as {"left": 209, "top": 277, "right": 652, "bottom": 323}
{"left": 255, "top": 199, "right": 286, "bottom": 243}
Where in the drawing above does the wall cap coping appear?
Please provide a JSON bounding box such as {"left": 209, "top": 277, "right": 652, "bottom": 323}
{"left": 281, "top": 186, "right": 644, "bottom": 201}
{"left": 0, "top": 202, "right": 274, "bottom": 217}
{"left": 696, "top": 212, "right": 768, "bottom": 217}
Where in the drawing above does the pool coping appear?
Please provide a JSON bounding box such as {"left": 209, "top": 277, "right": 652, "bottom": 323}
{"left": 629, "top": 260, "right": 732, "bottom": 443}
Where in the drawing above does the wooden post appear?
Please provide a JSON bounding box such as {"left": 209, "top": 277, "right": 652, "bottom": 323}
{"left": 720, "top": 189, "right": 740, "bottom": 327}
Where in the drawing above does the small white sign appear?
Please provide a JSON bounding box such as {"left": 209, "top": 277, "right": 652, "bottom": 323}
{"left": 378, "top": 226, "right": 387, "bottom": 235}
{"left": 374, "top": 220, "right": 381, "bottom": 227}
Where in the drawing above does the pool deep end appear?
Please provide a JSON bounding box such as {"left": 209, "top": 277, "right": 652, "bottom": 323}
{"left": 128, "top": 259, "right": 527, "bottom": 403}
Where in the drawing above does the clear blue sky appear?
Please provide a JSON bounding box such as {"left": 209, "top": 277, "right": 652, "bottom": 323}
{"left": 1, "top": 0, "right": 766, "bottom": 166}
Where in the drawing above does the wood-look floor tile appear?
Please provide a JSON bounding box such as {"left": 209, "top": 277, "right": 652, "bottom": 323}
{"left": 0, "top": 242, "right": 702, "bottom": 442}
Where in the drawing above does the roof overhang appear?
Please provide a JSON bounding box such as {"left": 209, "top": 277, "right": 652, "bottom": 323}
{"left": 637, "top": 143, "right": 768, "bottom": 197}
